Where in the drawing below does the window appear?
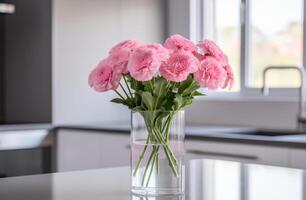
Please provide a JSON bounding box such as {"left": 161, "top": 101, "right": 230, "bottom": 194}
{"left": 249, "top": 0, "right": 303, "bottom": 88}
{"left": 203, "top": 0, "right": 241, "bottom": 92}
{"left": 199, "top": 0, "right": 304, "bottom": 93}
{"left": 215, "top": 0, "right": 241, "bottom": 91}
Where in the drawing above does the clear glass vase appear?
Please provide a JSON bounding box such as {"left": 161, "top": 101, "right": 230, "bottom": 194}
{"left": 131, "top": 110, "right": 185, "bottom": 196}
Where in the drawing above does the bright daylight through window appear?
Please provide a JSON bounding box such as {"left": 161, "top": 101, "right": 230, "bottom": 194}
{"left": 249, "top": 0, "right": 303, "bottom": 88}
{"left": 205, "top": 0, "right": 303, "bottom": 92}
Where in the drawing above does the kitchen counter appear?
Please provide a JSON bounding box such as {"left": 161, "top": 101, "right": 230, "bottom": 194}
{"left": 0, "top": 158, "right": 304, "bottom": 200}
{"left": 56, "top": 122, "right": 306, "bottom": 148}
{"left": 0, "top": 123, "right": 52, "bottom": 131}
{"left": 2, "top": 122, "right": 306, "bottom": 149}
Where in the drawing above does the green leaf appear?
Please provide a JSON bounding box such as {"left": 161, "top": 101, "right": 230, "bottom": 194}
{"left": 144, "top": 81, "right": 154, "bottom": 93}
{"left": 182, "top": 96, "right": 194, "bottom": 108}
{"left": 173, "top": 94, "right": 183, "bottom": 110}
{"left": 141, "top": 92, "right": 155, "bottom": 110}
{"left": 192, "top": 90, "right": 206, "bottom": 96}
{"left": 163, "top": 92, "right": 176, "bottom": 111}
{"left": 111, "top": 98, "right": 129, "bottom": 106}
{"left": 132, "top": 106, "right": 145, "bottom": 112}
{"left": 153, "top": 78, "right": 169, "bottom": 109}
{"left": 154, "top": 109, "right": 169, "bottom": 128}
{"left": 181, "top": 81, "right": 200, "bottom": 96}
{"left": 153, "top": 78, "right": 167, "bottom": 95}
{"left": 128, "top": 75, "right": 144, "bottom": 91}
{"left": 178, "top": 75, "right": 193, "bottom": 93}
{"left": 134, "top": 93, "right": 142, "bottom": 107}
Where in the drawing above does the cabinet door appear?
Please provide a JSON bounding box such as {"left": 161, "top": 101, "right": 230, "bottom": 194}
{"left": 57, "top": 129, "right": 130, "bottom": 172}
{"left": 185, "top": 139, "right": 290, "bottom": 167}
{"left": 289, "top": 149, "right": 306, "bottom": 169}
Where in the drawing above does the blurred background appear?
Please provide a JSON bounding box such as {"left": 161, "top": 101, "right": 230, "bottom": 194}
{"left": 0, "top": 0, "right": 306, "bottom": 184}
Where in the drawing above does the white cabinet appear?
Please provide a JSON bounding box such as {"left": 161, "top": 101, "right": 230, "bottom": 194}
{"left": 289, "top": 148, "right": 306, "bottom": 169}
{"left": 56, "top": 129, "right": 305, "bottom": 172}
{"left": 56, "top": 129, "right": 130, "bottom": 172}
{"left": 185, "top": 139, "right": 290, "bottom": 167}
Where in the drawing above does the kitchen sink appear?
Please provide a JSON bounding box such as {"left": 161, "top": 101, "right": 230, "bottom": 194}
{"left": 187, "top": 126, "right": 306, "bottom": 137}
{"left": 232, "top": 129, "right": 306, "bottom": 136}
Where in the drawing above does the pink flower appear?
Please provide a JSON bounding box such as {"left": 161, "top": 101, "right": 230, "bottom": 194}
{"left": 108, "top": 40, "right": 141, "bottom": 74}
{"left": 109, "top": 40, "right": 141, "bottom": 55}
{"left": 160, "top": 50, "right": 199, "bottom": 82}
{"left": 164, "top": 34, "right": 197, "bottom": 52}
{"left": 127, "top": 46, "right": 160, "bottom": 81}
{"left": 222, "top": 64, "right": 234, "bottom": 89}
{"left": 197, "top": 40, "right": 228, "bottom": 66}
{"left": 88, "top": 59, "right": 122, "bottom": 92}
{"left": 194, "top": 56, "right": 226, "bottom": 90}
{"left": 144, "top": 43, "right": 170, "bottom": 63}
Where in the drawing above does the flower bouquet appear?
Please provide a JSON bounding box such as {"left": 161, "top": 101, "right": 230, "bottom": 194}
{"left": 89, "top": 34, "right": 233, "bottom": 195}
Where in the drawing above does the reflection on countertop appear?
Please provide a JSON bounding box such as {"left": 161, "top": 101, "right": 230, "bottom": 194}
{"left": 0, "top": 158, "right": 304, "bottom": 200}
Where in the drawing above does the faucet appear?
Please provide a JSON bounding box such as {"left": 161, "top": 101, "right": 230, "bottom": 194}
{"left": 262, "top": 66, "right": 306, "bottom": 130}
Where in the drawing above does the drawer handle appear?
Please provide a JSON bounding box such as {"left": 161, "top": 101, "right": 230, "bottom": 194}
{"left": 187, "top": 149, "right": 258, "bottom": 160}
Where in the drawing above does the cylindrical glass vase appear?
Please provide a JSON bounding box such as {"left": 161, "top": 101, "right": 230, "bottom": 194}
{"left": 131, "top": 110, "right": 185, "bottom": 196}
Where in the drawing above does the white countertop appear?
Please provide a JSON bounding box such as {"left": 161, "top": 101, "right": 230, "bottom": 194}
{"left": 0, "top": 158, "right": 304, "bottom": 200}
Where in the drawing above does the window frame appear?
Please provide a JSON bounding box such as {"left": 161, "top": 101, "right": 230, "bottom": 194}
{"left": 196, "top": 0, "right": 306, "bottom": 97}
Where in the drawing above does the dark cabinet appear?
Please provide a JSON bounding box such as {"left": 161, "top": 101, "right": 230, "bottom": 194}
{"left": 0, "top": 147, "right": 52, "bottom": 177}
{"left": 0, "top": 0, "right": 52, "bottom": 124}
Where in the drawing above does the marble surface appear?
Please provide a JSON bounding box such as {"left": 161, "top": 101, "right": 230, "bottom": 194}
{"left": 0, "top": 158, "right": 305, "bottom": 200}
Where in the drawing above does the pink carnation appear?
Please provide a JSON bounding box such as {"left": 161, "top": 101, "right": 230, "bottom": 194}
{"left": 88, "top": 59, "right": 122, "bottom": 92}
{"left": 144, "top": 43, "right": 170, "bottom": 63}
{"left": 222, "top": 64, "right": 234, "bottom": 89}
{"left": 164, "top": 34, "right": 197, "bottom": 52}
{"left": 108, "top": 40, "right": 141, "bottom": 74}
{"left": 127, "top": 46, "right": 160, "bottom": 81}
{"left": 197, "top": 40, "right": 228, "bottom": 66}
{"left": 160, "top": 50, "right": 199, "bottom": 82}
{"left": 194, "top": 56, "right": 226, "bottom": 90}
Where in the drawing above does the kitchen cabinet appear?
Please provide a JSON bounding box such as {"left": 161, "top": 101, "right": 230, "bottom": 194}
{"left": 185, "top": 140, "right": 290, "bottom": 168}
{"left": 56, "top": 129, "right": 298, "bottom": 172}
{"left": 56, "top": 129, "right": 130, "bottom": 172}
{"left": 0, "top": 148, "right": 51, "bottom": 177}
{"left": 288, "top": 148, "right": 306, "bottom": 169}
{"left": 0, "top": 0, "right": 52, "bottom": 124}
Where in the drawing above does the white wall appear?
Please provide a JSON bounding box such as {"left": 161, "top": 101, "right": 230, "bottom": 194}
{"left": 52, "top": 0, "right": 166, "bottom": 124}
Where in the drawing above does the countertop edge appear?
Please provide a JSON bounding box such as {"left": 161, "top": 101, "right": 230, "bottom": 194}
{"left": 55, "top": 125, "right": 306, "bottom": 149}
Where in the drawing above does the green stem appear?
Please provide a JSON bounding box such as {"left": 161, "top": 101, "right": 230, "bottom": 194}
{"left": 132, "top": 136, "right": 150, "bottom": 176}
{"left": 154, "top": 126, "right": 178, "bottom": 168}
{"left": 113, "top": 90, "right": 125, "bottom": 99}
{"left": 165, "top": 115, "right": 173, "bottom": 143}
{"left": 162, "top": 116, "right": 179, "bottom": 167}
{"left": 152, "top": 128, "right": 178, "bottom": 176}
{"left": 141, "top": 146, "right": 157, "bottom": 186}
{"left": 119, "top": 83, "right": 131, "bottom": 99}
{"left": 149, "top": 80, "right": 154, "bottom": 92}
{"left": 146, "top": 148, "right": 158, "bottom": 187}
{"left": 134, "top": 113, "right": 179, "bottom": 187}
{"left": 123, "top": 76, "right": 133, "bottom": 98}
{"left": 161, "top": 115, "right": 171, "bottom": 133}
